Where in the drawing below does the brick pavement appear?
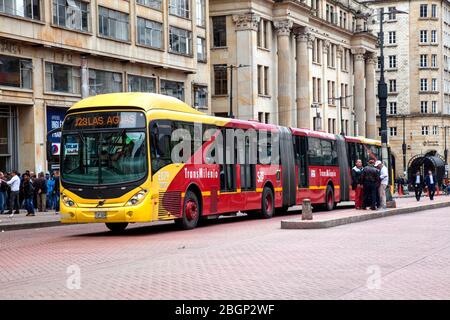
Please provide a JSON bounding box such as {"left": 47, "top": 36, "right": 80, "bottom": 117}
{"left": 1, "top": 203, "right": 450, "bottom": 299}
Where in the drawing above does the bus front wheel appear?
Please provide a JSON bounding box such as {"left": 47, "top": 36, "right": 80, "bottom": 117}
{"left": 176, "top": 190, "right": 201, "bottom": 230}
{"left": 105, "top": 222, "right": 128, "bottom": 233}
{"left": 260, "top": 187, "right": 274, "bottom": 219}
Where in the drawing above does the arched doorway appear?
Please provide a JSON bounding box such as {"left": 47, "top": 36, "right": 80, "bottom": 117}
{"left": 408, "top": 151, "right": 445, "bottom": 184}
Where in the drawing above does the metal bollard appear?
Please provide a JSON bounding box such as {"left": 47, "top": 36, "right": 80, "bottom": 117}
{"left": 302, "top": 198, "right": 313, "bottom": 220}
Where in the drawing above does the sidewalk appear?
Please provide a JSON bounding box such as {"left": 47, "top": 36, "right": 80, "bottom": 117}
{"left": 282, "top": 195, "right": 450, "bottom": 229}
{"left": 0, "top": 210, "right": 61, "bottom": 232}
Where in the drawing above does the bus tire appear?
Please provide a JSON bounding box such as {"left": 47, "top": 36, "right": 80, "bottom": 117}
{"left": 177, "top": 190, "right": 200, "bottom": 230}
{"left": 324, "top": 185, "right": 335, "bottom": 211}
{"left": 105, "top": 222, "right": 128, "bottom": 233}
{"left": 260, "top": 187, "right": 275, "bottom": 219}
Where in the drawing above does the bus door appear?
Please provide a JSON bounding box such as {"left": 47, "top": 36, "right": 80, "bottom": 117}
{"left": 219, "top": 128, "right": 240, "bottom": 212}
{"left": 295, "top": 135, "right": 309, "bottom": 203}
{"left": 240, "top": 134, "right": 257, "bottom": 209}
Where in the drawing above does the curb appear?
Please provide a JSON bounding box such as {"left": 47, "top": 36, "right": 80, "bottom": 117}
{"left": 1, "top": 220, "right": 63, "bottom": 232}
{"left": 281, "top": 200, "right": 450, "bottom": 229}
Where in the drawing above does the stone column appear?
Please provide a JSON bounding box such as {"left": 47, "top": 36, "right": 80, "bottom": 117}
{"left": 352, "top": 48, "right": 366, "bottom": 136}
{"left": 232, "top": 13, "right": 260, "bottom": 120}
{"left": 323, "top": 40, "right": 330, "bottom": 132}
{"left": 365, "top": 52, "right": 377, "bottom": 139}
{"left": 296, "top": 27, "right": 313, "bottom": 128}
{"left": 274, "top": 20, "right": 293, "bottom": 127}
{"left": 336, "top": 45, "right": 343, "bottom": 134}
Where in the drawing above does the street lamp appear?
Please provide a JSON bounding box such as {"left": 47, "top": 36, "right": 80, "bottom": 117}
{"left": 220, "top": 64, "right": 250, "bottom": 118}
{"left": 377, "top": 8, "right": 408, "bottom": 201}
{"left": 328, "top": 95, "right": 353, "bottom": 135}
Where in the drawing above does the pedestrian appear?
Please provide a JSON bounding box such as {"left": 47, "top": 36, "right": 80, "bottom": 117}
{"left": 53, "top": 170, "right": 60, "bottom": 213}
{"left": 361, "top": 159, "right": 380, "bottom": 210}
{"left": 351, "top": 159, "right": 364, "bottom": 209}
{"left": 0, "top": 171, "right": 7, "bottom": 214}
{"left": 411, "top": 171, "right": 424, "bottom": 201}
{"left": 47, "top": 175, "right": 55, "bottom": 210}
{"left": 22, "top": 173, "right": 35, "bottom": 216}
{"left": 6, "top": 170, "right": 21, "bottom": 216}
{"left": 425, "top": 170, "right": 437, "bottom": 200}
{"left": 34, "top": 172, "right": 48, "bottom": 212}
{"left": 376, "top": 161, "right": 389, "bottom": 209}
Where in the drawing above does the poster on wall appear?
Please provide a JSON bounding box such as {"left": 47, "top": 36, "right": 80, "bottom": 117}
{"left": 46, "top": 106, "right": 68, "bottom": 157}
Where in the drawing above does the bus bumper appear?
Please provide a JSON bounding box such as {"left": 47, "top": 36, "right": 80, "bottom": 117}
{"left": 60, "top": 201, "right": 156, "bottom": 224}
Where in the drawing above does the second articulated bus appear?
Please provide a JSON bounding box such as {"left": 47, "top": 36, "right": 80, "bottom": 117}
{"left": 50, "top": 93, "right": 385, "bottom": 231}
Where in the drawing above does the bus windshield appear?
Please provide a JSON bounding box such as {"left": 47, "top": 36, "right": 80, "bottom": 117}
{"left": 61, "top": 111, "right": 147, "bottom": 185}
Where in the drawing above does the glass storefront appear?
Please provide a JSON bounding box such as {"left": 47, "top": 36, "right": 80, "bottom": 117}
{"left": 0, "top": 105, "right": 18, "bottom": 172}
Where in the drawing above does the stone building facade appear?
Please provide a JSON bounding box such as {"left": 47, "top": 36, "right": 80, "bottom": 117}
{"left": 209, "top": 0, "right": 377, "bottom": 138}
{"left": 363, "top": 0, "right": 450, "bottom": 178}
{"left": 0, "top": 0, "right": 210, "bottom": 173}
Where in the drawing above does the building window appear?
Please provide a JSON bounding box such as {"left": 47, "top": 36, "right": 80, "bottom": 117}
{"left": 422, "top": 126, "right": 429, "bottom": 135}
{"left": 420, "top": 54, "right": 428, "bottom": 68}
{"left": 420, "top": 30, "right": 428, "bottom": 43}
{"left": 326, "top": 4, "right": 335, "bottom": 24}
{"left": 89, "top": 69, "right": 122, "bottom": 96}
{"left": 45, "top": 62, "right": 80, "bottom": 94}
{"left": 432, "top": 4, "right": 437, "bottom": 18}
{"left": 432, "top": 101, "right": 437, "bottom": 113}
{"left": 98, "top": 6, "right": 129, "bottom": 42}
{"left": 193, "top": 85, "right": 208, "bottom": 110}
{"left": 0, "top": 0, "right": 40, "bottom": 20}
{"left": 389, "top": 79, "right": 397, "bottom": 92}
{"left": 388, "top": 55, "right": 397, "bottom": 68}
{"left": 212, "top": 16, "right": 226, "bottom": 47}
{"left": 420, "top": 4, "right": 428, "bottom": 18}
{"left": 213, "top": 64, "right": 227, "bottom": 95}
{"left": 327, "top": 44, "right": 336, "bottom": 68}
{"left": 389, "top": 102, "right": 397, "bottom": 114}
{"left": 389, "top": 127, "right": 397, "bottom": 136}
{"left": 128, "top": 75, "right": 156, "bottom": 93}
{"left": 160, "top": 79, "right": 184, "bottom": 101}
{"left": 169, "top": 0, "right": 190, "bottom": 19}
{"left": 137, "top": 17, "right": 163, "bottom": 48}
{"left": 432, "top": 126, "right": 438, "bottom": 135}
{"left": 264, "top": 66, "right": 269, "bottom": 95}
{"left": 169, "top": 26, "right": 192, "bottom": 55}
{"left": 420, "top": 78, "right": 428, "bottom": 91}
{"left": 0, "top": 55, "right": 32, "bottom": 89}
{"left": 257, "top": 19, "right": 269, "bottom": 49}
{"left": 388, "top": 31, "right": 396, "bottom": 44}
{"left": 196, "top": 0, "right": 205, "bottom": 27}
{"left": 193, "top": 85, "right": 207, "bottom": 110}
{"left": 432, "top": 78, "right": 437, "bottom": 91}
{"left": 431, "top": 54, "right": 437, "bottom": 67}
{"left": 136, "top": 0, "right": 162, "bottom": 11}
{"left": 53, "top": 0, "right": 89, "bottom": 32}
{"left": 197, "top": 37, "right": 206, "bottom": 62}
{"left": 388, "top": 6, "right": 396, "bottom": 20}
{"left": 421, "top": 101, "right": 428, "bottom": 113}
{"left": 431, "top": 30, "right": 437, "bottom": 43}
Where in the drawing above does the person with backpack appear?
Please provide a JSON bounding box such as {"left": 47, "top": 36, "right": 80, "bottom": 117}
{"left": 47, "top": 175, "right": 55, "bottom": 210}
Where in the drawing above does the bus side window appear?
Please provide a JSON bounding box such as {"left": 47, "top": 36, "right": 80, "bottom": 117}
{"left": 150, "top": 121, "right": 173, "bottom": 175}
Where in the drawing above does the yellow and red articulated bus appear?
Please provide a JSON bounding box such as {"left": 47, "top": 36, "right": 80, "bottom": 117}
{"left": 48, "top": 92, "right": 385, "bottom": 232}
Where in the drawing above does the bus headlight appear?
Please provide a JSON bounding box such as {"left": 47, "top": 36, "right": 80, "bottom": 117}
{"left": 126, "top": 190, "right": 148, "bottom": 206}
{"left": 62, "top": 194, "right": 76, "bottom": 207}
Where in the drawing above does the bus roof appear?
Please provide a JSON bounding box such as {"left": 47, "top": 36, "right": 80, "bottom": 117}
{"left": 69, "top": 92, "right": 205, "bottom": 115}
{"left": 290, "top": 128, "right": 337, "bottom": 140}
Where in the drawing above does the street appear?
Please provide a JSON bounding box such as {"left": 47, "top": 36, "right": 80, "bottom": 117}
{"left": 1, "top": 206, "right": 450, "bottom": 300}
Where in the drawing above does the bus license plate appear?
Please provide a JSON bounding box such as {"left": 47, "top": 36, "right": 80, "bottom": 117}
{"left": 95, "top": 211, "right": 107, "bottom": 219}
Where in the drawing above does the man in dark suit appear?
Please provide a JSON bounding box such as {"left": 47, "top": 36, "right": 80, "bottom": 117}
{"left": 411, "top": 171, "right": 424, "bottom": 201}
{"left": 425, "top": 170, "right": 437, "bottom": 200}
